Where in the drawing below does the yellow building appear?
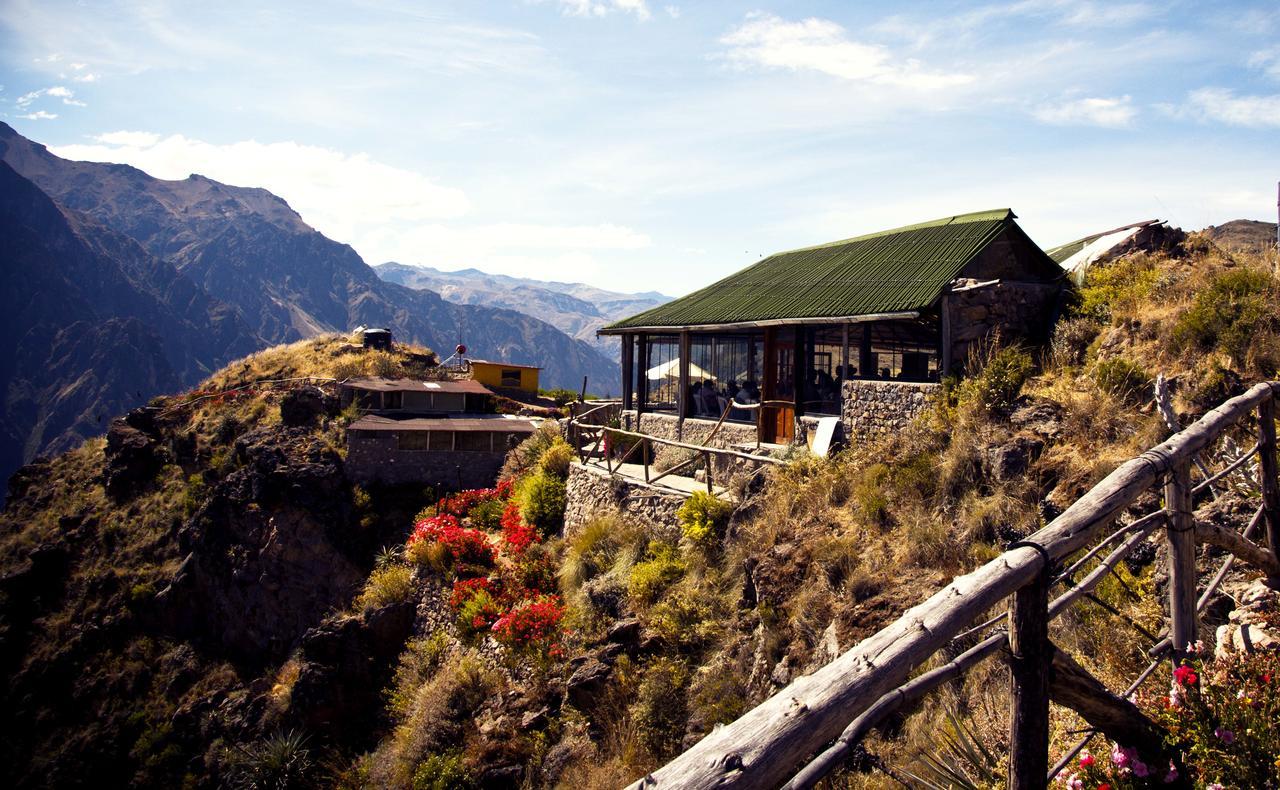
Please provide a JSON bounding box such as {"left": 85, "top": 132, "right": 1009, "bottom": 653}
{"left": 468, "top": 359, "right": 541, "bottom": 393}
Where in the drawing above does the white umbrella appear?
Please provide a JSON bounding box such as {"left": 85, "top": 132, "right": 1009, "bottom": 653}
{"left": 646, "top": 358, "right": 715, "bottom": 381}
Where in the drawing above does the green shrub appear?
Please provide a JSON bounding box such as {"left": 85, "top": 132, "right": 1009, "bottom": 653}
{"left": 1049, "top": 317, "right": 1103, "bottom": 369}
{"left": 632, "top": 658, "right": 691, "bottom": 760}
{"left": 500, "top": 423, "right": 563, "bottom": 481}
{"left": 540, "top": 387, "right": 579, "bottom": 406}
{"left": 628, "top": 541, "right": 685, "bottom": 604}
{"left": 412, "top": 751, "right": 475, "bottom": 790}
{"left": 647, "top": 588, "right": 720, "bottom": 648}
{"left": 537, "top": 441, "right": 574, "bottom": 480}
{"left": 559, "top": 516, "right": 643, "bottom": 594}
{"left": 182, "top": 473, "right": 207, "bottom": 517}
{"left": 466, "top": 498, "right": 504, "bottom": 531}
{"left": 852, "top": 463, "right": 892, "bottom": 526}
{"left": 387, "top": 633, "right": 451, "bottom": 720}
{"left": 455, "top": 588, "right": 501, "bottom": 637}
{"left": 677, "top": 491, "right": 733, "bottom": 548}
{"left": 227, "top": 730, "right": 313, "bottom": 790}
{"left": 1173, "top": 268, "right": 1277, "bottom": 365}
{"left": 355, "top": 565, "right": 415, "bottom": 612}
{"left": 517, "top": 472, "right": 566, "bottom": 536}
{"left": 1076, "top": 256, "right": 1160, "bottom": 321}
{"left": 1092, "top": 357, "right": 1150, "bottom": 403}
{"left": 956, "top": 344, "right": 1034, "bottom": 414}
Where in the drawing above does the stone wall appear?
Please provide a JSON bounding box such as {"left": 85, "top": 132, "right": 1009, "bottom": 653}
{"left": 946, "top": 280, "right": 1060, "bottom": 372}
{"left": 563, "top": 462, "right": 684, "bottom": 543}
{"left": 346, "top": 432, "right": 506, "bottom": 490}
{"left": 841, "top": 380, "right": 941, "bottom": 441}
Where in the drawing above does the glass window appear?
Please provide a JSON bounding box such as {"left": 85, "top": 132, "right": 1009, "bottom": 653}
{"left": 804, "top": 326, "right": 845, "bottom": 415}
{"left": 641, "top": 335, "right": 680, "bottom": 412}
{"left": 456, "top": 431, "right": 492, "bottom": 451}
{"left": 688, "top": 333, "right": 763, "bottom": 421}
{"left": 429, "top": 431, "right": 454, "bottom": 451}
{"left": 384, "top": 391, "right": 403, "bottom": 410}
{"left": 859, "top": 321, "right": 941, "bottom": 383}
{"left": 501, "top": 369, "right": 522, "bottom": 387}
{"left": 397, "top": 430, "right": 430, "bottom": 451}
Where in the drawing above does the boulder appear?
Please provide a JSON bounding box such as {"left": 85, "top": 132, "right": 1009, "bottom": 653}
{"left": 565, "top": 657, "right": 611, "bottom": 709}
{"left": 279, "top": 386, "right": 329, "bottom": 427}
{"left": 982, "top": 435, "right": 1045, "bottom": 481}
{"left": 104, "top": 418, "right": 165, "bottom": 499}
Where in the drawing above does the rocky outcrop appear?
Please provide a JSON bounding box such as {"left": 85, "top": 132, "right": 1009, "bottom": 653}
{"left": 563, "top": 462, "right": 684, "bottom": 542}
{"left": 1215, "top": 577, "right": 1280, "bottom": 659}
{"left": 103, "top": 408, "right": 167, "bottom": 499}
{"left": 156, "top": 425, "right": 366, "bottom": 667}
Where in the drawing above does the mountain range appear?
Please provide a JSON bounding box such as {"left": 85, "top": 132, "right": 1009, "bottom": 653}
{"left": 0, "top": 123, "right": 621, "bottom": 494}
{"left": 373, "top": 262, "right": 670, "bottom": 359}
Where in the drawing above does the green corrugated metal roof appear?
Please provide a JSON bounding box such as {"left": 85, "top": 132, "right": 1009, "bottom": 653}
{"left": 605, "top": 209, "right": 1029, "bottom": 332}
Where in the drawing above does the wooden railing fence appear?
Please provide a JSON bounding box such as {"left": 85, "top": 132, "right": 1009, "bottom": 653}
{"left": 566, "top": 402, "right": 783, "bottom": 494}
{"left": 626, "top": 381, "right": 1280, "bottom": 790}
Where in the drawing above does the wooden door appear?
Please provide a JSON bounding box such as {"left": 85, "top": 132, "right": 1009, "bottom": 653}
{"left": 762, "top": 329, "right": 796, "bottom": 443}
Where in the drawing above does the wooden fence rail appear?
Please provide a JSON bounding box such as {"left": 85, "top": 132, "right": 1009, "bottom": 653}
{"left": 628, "top": 381, "right": 1280, "bottom": 790}
{"left": 566, "top": 408, "right": 784, "bottom": 495}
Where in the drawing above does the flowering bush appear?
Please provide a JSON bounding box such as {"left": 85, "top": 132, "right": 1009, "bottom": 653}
{"left": 405, "top": 514, "right": 495, "bottom": 575}
{"left": 1061, "top": 649, "right": 1280, "bottom": 788}
{"left": 434, "top": 481, "right": 514, "bottom": 519}
{"left": 450, "top": 578, "right": 503, "bottom": 635}
{"left": 491, "top": 595, "right": 565, "bottom": 653}
{"left": 500, "top": 501, "right": 538, "bottom": 554}
{"left": 1155, "top": 650, "right": 1280, "bottom": 787}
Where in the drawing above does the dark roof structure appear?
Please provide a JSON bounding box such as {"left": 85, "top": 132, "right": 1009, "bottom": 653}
{"left": 348, "top": 414, "right": 537, "bottom": 432}
{"left": 343, "top": 377, "right": 492, "bottom": 395}
{"left": 602, "top": 209, "right": 1059, "bottom": 332}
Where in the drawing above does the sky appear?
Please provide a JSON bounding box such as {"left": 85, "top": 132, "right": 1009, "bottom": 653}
{"left": 2, "top": 0, "right": 1278, "bottom": 298}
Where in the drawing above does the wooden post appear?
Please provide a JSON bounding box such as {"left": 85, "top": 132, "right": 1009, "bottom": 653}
{"left": 637, "top": 333, "right": 648, "bottom": 414}
{"left": 941, "top": 294, "right": 952, "bottom": 378}
{"left": 705, "top": 450, "right": 713, "bottom": 493}
{"left": 643, "top": 438, "right": 650, "bottom": 483}
{"left": 678, "top": 331, "right": 691, "bottom": 420}
{"left": 1008, "top": 569, "right": 1051, "bottom": 790}
{"left": 623, "top": 334, "right": 635, "bottom": 411}
{"left": 859, "top": 324, "right": 873, "bottom": 379}
{"left": 1165, "top": 462, "right": 1198, "bottom": 659}
{"left": 1259, "top": 397, "right": 1280, "bottom": 573}
{"left": 841, "top": 322, "right": 850, "bottom": 381}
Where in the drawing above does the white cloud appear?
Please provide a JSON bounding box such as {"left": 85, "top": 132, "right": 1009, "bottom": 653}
{"left": 72, "top": 72, "right": 100, "bottom": 83}
{"left": 1033, "top": 95, "right": 1136, "bottom": 127}
{"left": 718, "top": 13, "right": 972, "bottom": 90}
{"left": 18, "top": 110, "right": 57, "bottom": 120}
{"left": 13, "top": 85, "right": 84, "bottom": 108}
{"left": 664, "top": 5, "right": 680, "bottom": 19}
{"left": 1184, "top": 88, "right": 1280, "bottom": 128}
{"left": 50, "top": 133, "right": 471, "bottom": 246}
{"left": 1249, "top": 48, "right": 1280, "bottom": 81}
{"left": 551, "top": 0, "right": 651, "bottom": 20}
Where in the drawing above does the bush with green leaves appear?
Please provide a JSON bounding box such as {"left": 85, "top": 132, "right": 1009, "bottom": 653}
{"left": 677, "top": 491, "right": 733, "bottom": 548}
{"left": 516, "top": 471, "right": 566, "bottom": 536}
{"left": 227, "top": 730, "right": 313, "bottom": 790}
{"left": 540, "top": 387, "right": 579, "bottom": 406}
{"left": 1092, "top": 357, "right": 1150, "bottom": 404}
{"left": 411, "top": 751, "right": 475, "bottom": 790}
{"left": 1075, "top": 255, "right": 1160, "bottom": 321}
{"left": 1049, "top": 316, "right": 1103, "bottom": 369}
{"left": 537, "top": 441, "right": 574, "bottom": 480}
{"left": 955, "top": 344, "right": 1034, "bottom": 414}
{"left": 632, "top": 658, "right": 691, "bottom": 760}
{"left": 355, "top": 565, "right": 415, "bottom": 612}
{"left": 1173, "top": 268, "right": 1278, "bottom": 366}
{"left": 628, "top": 541, "right": 685, "bottom": 604}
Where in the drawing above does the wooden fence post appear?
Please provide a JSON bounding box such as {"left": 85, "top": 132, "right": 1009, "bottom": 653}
{"left": 1008, "top": 564, "right": 1050, "bottom": 790}
{"left": 1258, "top": 396, "right": 1280, "bottom": 574}
{"left": 1165, "top": 462, "right": 1198, "bottom": 659}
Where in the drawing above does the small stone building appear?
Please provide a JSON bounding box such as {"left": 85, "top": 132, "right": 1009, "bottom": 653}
{"left": 342, "top": 378, "right": 537, "bottom": 488}
{"left": 600, "top": 209, "right": 1065, "bottom": 445}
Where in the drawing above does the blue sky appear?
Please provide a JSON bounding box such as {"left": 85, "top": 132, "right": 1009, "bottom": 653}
{"left": 2, "top": 0, "right": 1278, "bottom": 297}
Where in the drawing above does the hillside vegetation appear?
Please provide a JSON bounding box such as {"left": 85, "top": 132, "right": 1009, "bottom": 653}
{"left": 3, "top": 236, "right": 1280, "bottom": 789}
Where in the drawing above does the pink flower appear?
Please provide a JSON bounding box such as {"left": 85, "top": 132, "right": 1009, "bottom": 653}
{"left": 1110, "top": 743, "right": 1131, "bottom": 768}
{"left": 1215, "top": 727, "right": 1235, "bottom": 744}
{"left": 1163, "top": 761, "right": 1179, "bottom": 783}
{"left": 1063, "top": 774, "right": 1082, "bottom": 790}
{"left": 1173, "top": 664, "right": 1198, "bottom": 687}
{"left": 1133, "top": 759, "right": 1150, "bottom": 778}
{"left": 1207, "top": 783, "right": 1224, "bottom": 790}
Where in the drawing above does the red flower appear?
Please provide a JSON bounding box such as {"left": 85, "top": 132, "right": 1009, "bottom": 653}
{"left": 1173, "top": 664, "right": 1198, "bottom": 687}
{"left": 491, "top": 595, "right": 564, "bottom": 649}
{"left": 501, "top": 501, "right": 538, "bottom": 553}
{"left": 407, "top": 513, "right": 496, "bottom": 569}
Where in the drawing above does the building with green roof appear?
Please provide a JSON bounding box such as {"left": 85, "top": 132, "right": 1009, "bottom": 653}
{"left": 600, "top": 209, "right": 1064, "bottom": 443}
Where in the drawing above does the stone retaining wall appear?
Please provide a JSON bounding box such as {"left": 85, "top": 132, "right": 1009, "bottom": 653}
{"left": 841, "top": 380, "right": 941, "bottom": 441}
{"left": 563, "top": 462, "right": 684, "bottom": 543}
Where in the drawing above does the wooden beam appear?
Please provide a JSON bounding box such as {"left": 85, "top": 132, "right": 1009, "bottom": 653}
{"left": 679, "top": 330, "right": 691, "bottom": 421}
{"left": 1165, "top": 462, "right": 1198, "bottom": 660}
{"left": 1195, "top": 521, "right": 1280, "bottom": 577}
{"left": 1047, "top": 645, "right": 1169, "bottom": 764}
{"left": 637, "top": 332, "right": 648, "bottom": 414}
{"left": 941, "top": 295, "right": 953, "bottom": 378}
{"left": 1008, "top": 569, "right": 1050, "bottom": 790}
{"left": 859, "top": 323, "right": 873, "bottom": 380}
{"left": 630, "top": 384, "right": 1276, "bottom": 790}
{"left": 1259, "top": 396, "right": 1280, "bottom": 575}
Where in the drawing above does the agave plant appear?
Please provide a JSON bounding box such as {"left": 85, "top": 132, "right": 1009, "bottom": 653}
{"left": 228, "top": 729, "right": 313, "bottom": 790}
{"left": 901, "top": 709, "right": 1001, "bottom": 789}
